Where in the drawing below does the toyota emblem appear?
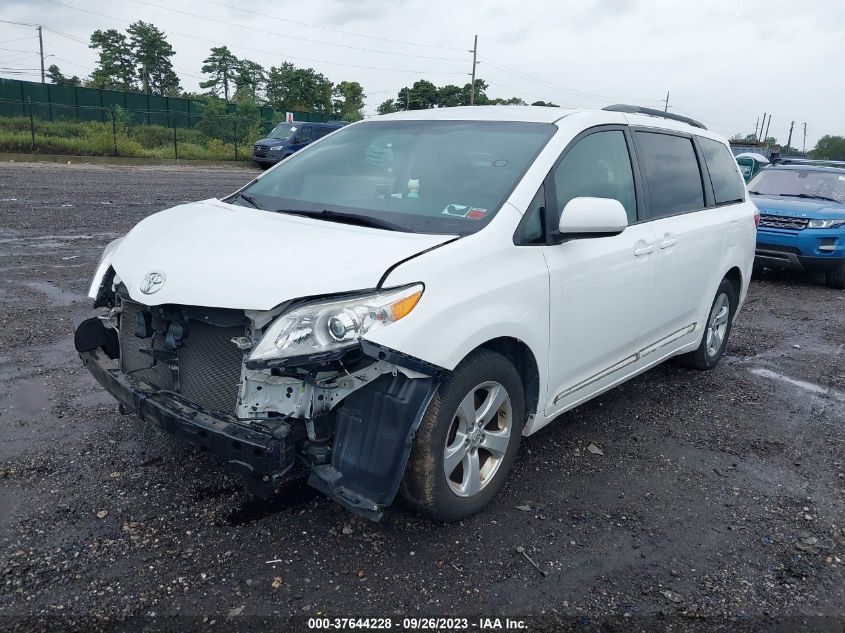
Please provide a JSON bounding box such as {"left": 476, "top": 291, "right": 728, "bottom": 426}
{"left": 140, "top": 271, "right": 166, "bottom": 295}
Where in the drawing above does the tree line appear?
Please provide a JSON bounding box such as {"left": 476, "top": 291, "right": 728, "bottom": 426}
{"left": 46, "top": 21, "right": 559, "bottom": 121}
{"left": 730, "top": 131, "right": 845, "bottom": 160}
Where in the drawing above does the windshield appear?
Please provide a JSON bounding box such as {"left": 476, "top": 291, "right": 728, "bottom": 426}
{"left": 268, "top": 124, "right": 297, "bottom": 140}
{"left": 243, "top": 120, "right": 555, "bottom": 234}
{"left": 749, "top": 168, "right": 845, "bottom": 204}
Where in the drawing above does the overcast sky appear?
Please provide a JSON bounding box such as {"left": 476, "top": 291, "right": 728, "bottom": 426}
{"left": 1, "top": 0, "right": 842, "bottom": 147}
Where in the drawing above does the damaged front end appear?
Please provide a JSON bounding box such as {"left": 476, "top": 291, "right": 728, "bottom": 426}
{"left": 75, "top": 276, "right": 441, "bottom": 520}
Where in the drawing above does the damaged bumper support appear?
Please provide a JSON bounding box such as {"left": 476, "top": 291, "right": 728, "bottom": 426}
{"left": 76, "top": 317, "right": 439, "bottom": 520}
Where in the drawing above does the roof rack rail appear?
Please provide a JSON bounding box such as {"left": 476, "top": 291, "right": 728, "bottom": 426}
{"left": 774, "top": 157, "right": 845, "bottom": 168}
{"left": 602, "top": 104, "right": 707, "bottom": 130}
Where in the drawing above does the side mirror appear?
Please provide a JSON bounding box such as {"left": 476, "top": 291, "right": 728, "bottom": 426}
{"left": 558, "top": 197, "right": 628, "bottom": 237}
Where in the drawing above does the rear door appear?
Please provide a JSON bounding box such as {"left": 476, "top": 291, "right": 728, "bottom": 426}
{"left": 631, "top": 130, "right": 727, "bottom": 345}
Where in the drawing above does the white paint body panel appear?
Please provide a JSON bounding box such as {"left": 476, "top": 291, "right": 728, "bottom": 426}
{"left": 87, "top": 106, "right": 757, "bottom": 437}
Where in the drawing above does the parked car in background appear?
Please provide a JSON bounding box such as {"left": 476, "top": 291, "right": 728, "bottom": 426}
{"left": 75, "top": 105, "right": 755, "bottom": 521}
{"left": 252, "top": 120, "right": 347, "bottom": 168}
{"left": 749, "top": 159, "right": 845, "bottom": 288}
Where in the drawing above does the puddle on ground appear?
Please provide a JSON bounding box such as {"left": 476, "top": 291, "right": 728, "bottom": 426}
{"left": 0, "top": 376, "right": 49, "bottom": 422}
{"left": 22, "top": 281, "right": 85, "bottom": 306}
{"left": 226, "top": 482, "right": 318, "bottom": 526}
{"left": 750, "top": 368, "right": 844, "bottom": 402}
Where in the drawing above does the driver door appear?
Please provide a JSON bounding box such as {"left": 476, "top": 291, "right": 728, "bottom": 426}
{"left": 542, "top": 127, "right": 659, "bottom": 416}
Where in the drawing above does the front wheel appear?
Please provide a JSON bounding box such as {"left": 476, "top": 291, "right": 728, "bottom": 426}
{"left": 676, "top": 277, "right": 737, "bottom": 370}
{"left": 825, "top": 262, "right": 845, "bottom": 290}
{"left": 400, "top": 349, "right": 525, "bottom": 522}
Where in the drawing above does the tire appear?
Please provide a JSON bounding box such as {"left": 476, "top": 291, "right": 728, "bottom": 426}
{"left": 825, "top": 262, "right": 845, "bottom": 290}
{"left": 400, "top": 349, "right": 525, "bottom": 522}
{"left": 676, "top": 277, "right": 738, "bottom": 370}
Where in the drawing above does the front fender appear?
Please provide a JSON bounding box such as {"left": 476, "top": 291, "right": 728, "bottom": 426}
{"left": 87, "top": 236, "right": 124, "bottom": 299}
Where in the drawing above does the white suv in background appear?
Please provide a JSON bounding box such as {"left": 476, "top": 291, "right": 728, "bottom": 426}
{"left": 76, "top": 105, "right": 757, "bottom": 521}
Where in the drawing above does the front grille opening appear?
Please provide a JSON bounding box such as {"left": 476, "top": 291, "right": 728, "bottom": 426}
{"left": 759, "top": 214, "right": 809, "bottom": 230}
{"left": 119, "top": 299, "right": 245, "bottom": 416}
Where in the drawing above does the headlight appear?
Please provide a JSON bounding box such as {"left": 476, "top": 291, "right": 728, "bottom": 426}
{"left": 269, "top": 145, "right": 284, "bottom": 151}
{"left": 248, "top": 284, "right": 423, "bottom": 363}
{"left": 807, "top": 218, "right": 845, "bottom": 229}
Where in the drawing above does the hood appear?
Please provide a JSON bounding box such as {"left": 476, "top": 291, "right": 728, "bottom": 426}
{"left": 254, "top": 137, "right": 288, "bottom": 147}
{"left": 751, "top": 194, "right": 845, "bottom": 219}
{"left": 106, "top": 199, "right": 454, "bottom": 311}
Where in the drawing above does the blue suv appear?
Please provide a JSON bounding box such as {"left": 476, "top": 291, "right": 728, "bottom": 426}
{"left": 252, "top": 121, "right": 347, "bottom": 169}
{"left": 749, "top": 160, "right": 845, "bottom": 289}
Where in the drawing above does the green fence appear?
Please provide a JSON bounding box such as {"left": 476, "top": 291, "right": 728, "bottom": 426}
{"left": 0, "top": 78, "right": 333, "bottom": 127}
{"left": 0, "top": 78, "right": 336, "bottom": 161}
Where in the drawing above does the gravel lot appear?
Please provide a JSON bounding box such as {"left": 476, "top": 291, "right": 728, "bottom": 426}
{"left": 0, "top": 162, "right": 843, "bottom": 632}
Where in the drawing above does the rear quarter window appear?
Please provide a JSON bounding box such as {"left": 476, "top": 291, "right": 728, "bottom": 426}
{"left": 698, "top": 137, "right": 745, "bottom": 204}
{"left": 635, "top": 131, "right": 704, "bottom": 218}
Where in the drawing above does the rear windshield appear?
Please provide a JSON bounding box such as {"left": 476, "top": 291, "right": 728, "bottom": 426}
{"left": 749, "top": 168, "right": 845, "bottom": 204}
{"left": 243, "top": 120, "right": 555, "bottom": 234}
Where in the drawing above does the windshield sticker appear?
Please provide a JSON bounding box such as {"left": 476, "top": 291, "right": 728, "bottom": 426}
{"left": 442, "top": 205, "right": 488, "bottom": 219}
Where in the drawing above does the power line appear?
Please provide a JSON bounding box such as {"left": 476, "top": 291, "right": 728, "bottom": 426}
{"left": 196, "top": 0, "right": 466, "bottom": 52}
{"left": 38, "top": 0, "right": 468, "bottom": 76}
{"left": 0, "top": 19, "right": 41, "bottom": 27}
{"left": 0, "top": 36, "right": 39, "bottom": 44}
{"left": 124, "top": 0, "right": 468, "bottom": 62}
{"left": 480, "top": 55, "right": 664, "bottom": 105}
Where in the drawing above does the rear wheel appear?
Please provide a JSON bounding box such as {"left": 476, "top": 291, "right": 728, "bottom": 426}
{"left": 676, "top": 277, "right": 737, "bottom": 370}
{"left": 825, "top": 262, "right": 845, "bottom": 290}
{"left": 400, "top": 349, "right": 525, "bottom": 522}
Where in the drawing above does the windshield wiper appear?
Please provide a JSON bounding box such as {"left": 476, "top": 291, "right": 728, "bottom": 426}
{"left": 748, "top": 190, "right": 763, "bottom": 195}
{"left": 274, "top": 208, "right": 404, "bottom": 232}
{"left": 233, "top": 192, "right": 263, "bottom": 209}
{"left": 778, "top": 193, "right": 840, "bottom": 204}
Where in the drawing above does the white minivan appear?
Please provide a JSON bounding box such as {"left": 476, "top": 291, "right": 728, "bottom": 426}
{"left": 76, "top": 105, "right": 757, "bottom": 521}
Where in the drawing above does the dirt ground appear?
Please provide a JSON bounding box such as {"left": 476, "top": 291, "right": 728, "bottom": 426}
{"left": 0, "top": 162, "right": 843, "bottom": 632}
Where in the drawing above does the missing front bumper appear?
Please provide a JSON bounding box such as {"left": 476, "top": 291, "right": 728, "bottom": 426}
{"left": 79, "top": 347, "right": 296, "bottom": 494}
{"left": 77, "top": 317, "right": 443, "bottom": 520}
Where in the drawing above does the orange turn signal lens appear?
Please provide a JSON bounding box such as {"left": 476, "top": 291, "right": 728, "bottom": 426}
{"left": 390, "top": 289, "right": 423, "bottom": 321}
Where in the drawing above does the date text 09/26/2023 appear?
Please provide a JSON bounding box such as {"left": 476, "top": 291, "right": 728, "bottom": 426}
{"left": 307, "top": 617, "right": 528, "bottom": 630}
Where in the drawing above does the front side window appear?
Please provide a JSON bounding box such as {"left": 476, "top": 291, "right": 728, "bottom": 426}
{"left": 636, "top": 132, "right": 704, "bottom": 218}
{"left": 243, "top": 120, "right": 555, "bottom": 235}
{"left": 698, "top": 137, "right": 745, "bottom": 204}
{"left": 552, "top": 130, "right": 637, "bottom": 223}
{"left": 748, "top": 168, "right": 845, "bottom": 204}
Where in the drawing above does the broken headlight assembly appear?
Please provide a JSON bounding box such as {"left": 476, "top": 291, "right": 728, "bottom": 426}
{"left": 248, "top": 284, "right": 423, "bottom": 364}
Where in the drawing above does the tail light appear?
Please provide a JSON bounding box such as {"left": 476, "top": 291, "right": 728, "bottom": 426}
{"left": 754, "top": 210, "right": 761, "bottom": 228}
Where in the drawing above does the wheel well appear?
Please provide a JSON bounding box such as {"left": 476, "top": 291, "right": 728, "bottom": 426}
{"left": 724, "top": 266, "right": 742, "bottom": 295}
{"left": 477, "top": 337, "right": 540, "bottom": 416}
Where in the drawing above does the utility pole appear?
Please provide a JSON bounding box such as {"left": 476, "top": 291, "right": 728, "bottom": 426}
{"left": 469, "top": 35, "right": 478, "bottom": 106}
{"left": 764, "top": 115, "right": 772, "bottom": 144}
{"left": 664, "top": 91, "right": 669, "bottom": 112}
{"left": 786, "top": 120, "right": 795, "bottom": 153}
{"left": 753, "top": 117, "right": 760, "bottom": 140}
{"left": 37, "top": 25, "right": 45, "bottom": 83}
{"left": 802, "top": 122, "right": 807, "bottom": 155}
{"left": 758, "top": 112, "right": 767, "bottom": 142}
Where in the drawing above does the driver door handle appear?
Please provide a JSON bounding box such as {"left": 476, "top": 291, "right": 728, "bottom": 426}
{"left": 659, "top": 238, "right": 677, "bottom": 249}
{"left": 634, "top": 243, "right": 655, "bottom": 257}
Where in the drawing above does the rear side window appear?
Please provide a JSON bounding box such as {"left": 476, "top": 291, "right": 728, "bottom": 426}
{"left": 300, "top": 127, "right": 313, "bottom": 143}
{"left": 552, "top": 130, "right": 637, "bottom": 223}
{"left": 698, "top": 137, "right": 745, "bottom": 204}
{"left": 636, "top": 132, "right": 704, "bottom": 218}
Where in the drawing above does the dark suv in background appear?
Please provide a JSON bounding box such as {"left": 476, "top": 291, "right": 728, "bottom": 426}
{"left": 252, "top": 121, "right": 347, "bottom": 169}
